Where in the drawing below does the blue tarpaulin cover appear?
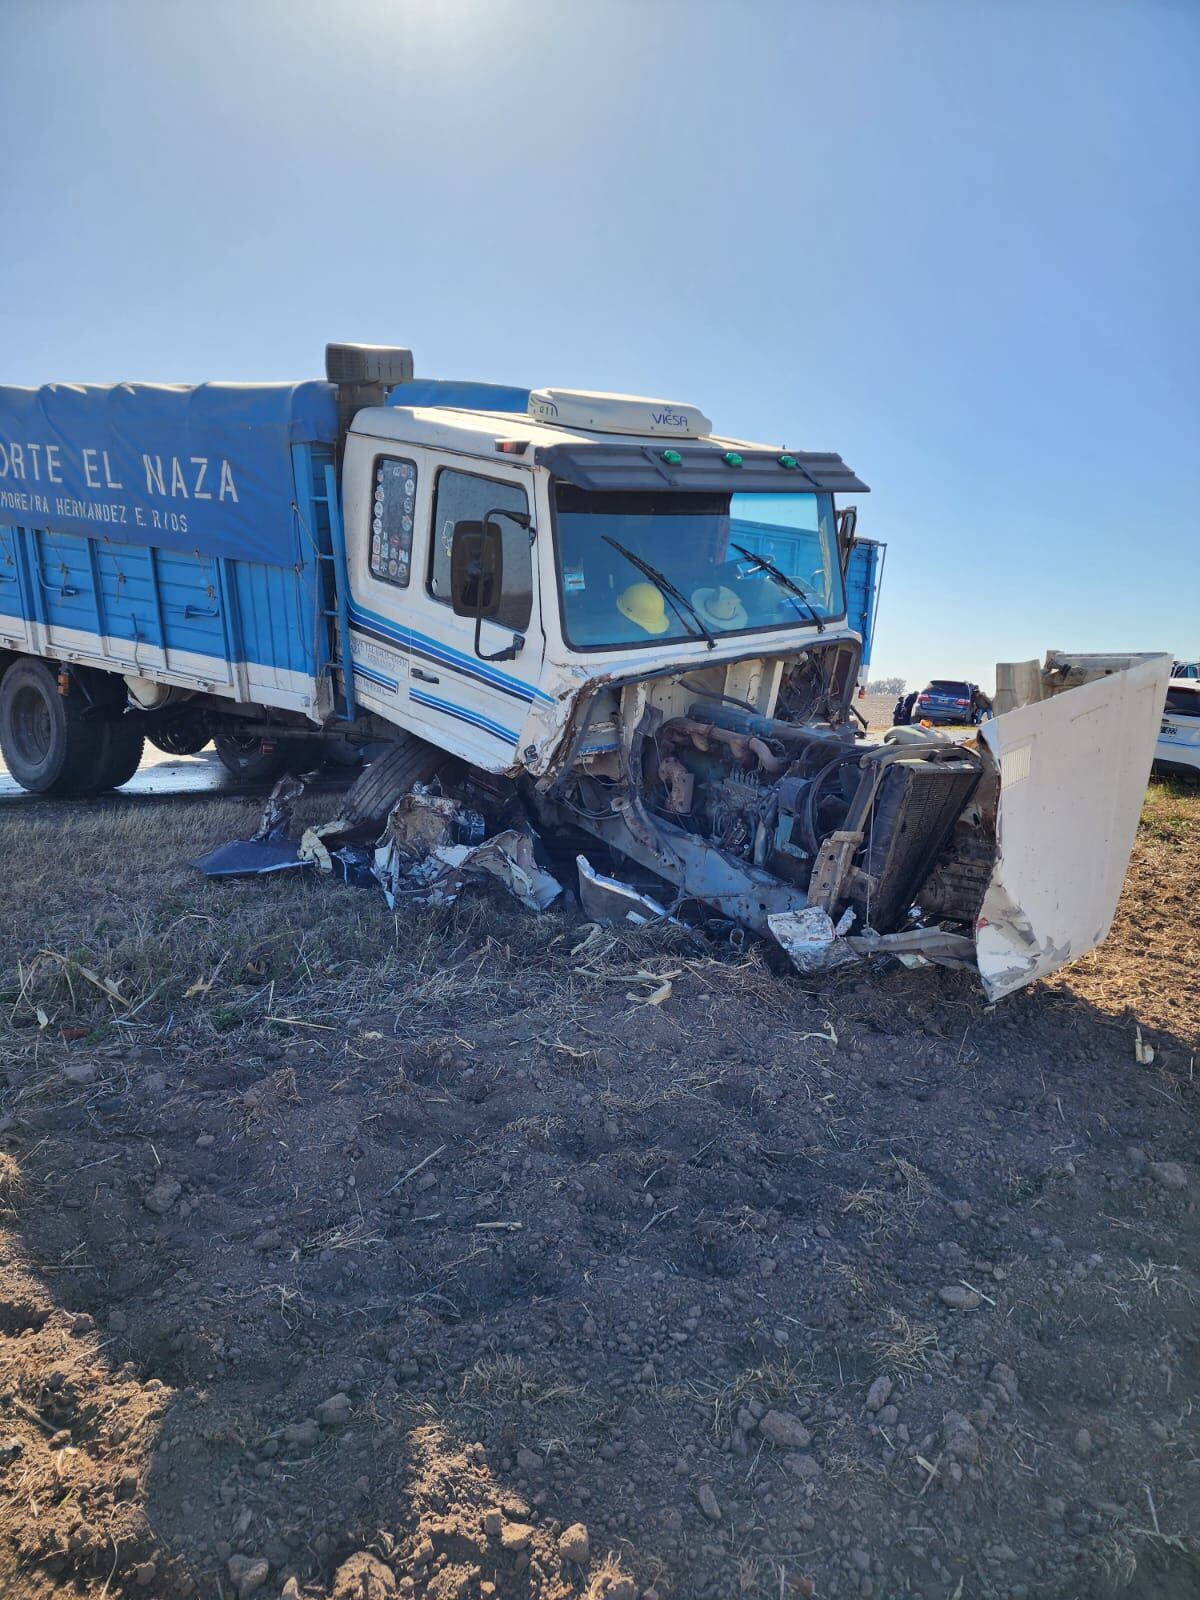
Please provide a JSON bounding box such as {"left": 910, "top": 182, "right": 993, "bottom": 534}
{"left": 0, "top": 381, "right": 338, "bottom": 565}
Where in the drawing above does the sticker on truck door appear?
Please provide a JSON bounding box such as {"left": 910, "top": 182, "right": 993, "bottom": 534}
{"left": 351, "top": 637, "right": 405, "bottom": 697}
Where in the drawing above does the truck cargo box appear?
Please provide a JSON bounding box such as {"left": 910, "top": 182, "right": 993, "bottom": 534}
{"left": 0, "top": 382, "right": 341, "bottom": 717}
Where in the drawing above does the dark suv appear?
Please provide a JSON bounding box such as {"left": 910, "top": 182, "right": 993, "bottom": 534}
{"left": 914, "top": 679, "right": 980, "bottom": 725}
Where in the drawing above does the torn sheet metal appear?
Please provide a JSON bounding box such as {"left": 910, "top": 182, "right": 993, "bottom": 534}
{"left": 372, "top": 794, "right": 561, "bottom": 913}
{"left": 768, "top": 906, "right": 858, "bottom": 972}
{"left": 770, "top": 909, "right": 978, "bottom": 975}
{"left": 975, "top": 652, "right": 1171, "bottom": 1000}
{"left": 373, "top": 829, "right": 561, "bottom": 912}
{"left": 846, "top": 926, "right": 977, "bottom": 969}
{"left": 191, "top": 772, "right": 313, "bottom": 876}
{"left": 190, "top": 838, "right": 309, "bottom": 878}
{"left": 251, "top": 771, "right": 311, "bottom": 842}
{"left": 460, "top": 830, "right": 562, "bottom": 911}
{"left": 577, "top": 855, "right": 672, "bottom": 925}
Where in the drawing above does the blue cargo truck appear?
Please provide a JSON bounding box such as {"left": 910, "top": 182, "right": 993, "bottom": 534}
{"left": 0, "top": 343, "right": 1165, "bottom": 995}
{"left": 0, "top": 345, "right": 884, "bottom": 795}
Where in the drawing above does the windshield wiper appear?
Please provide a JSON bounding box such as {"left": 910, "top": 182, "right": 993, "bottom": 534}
{"left": 602, "top": 535, "right": 716, "bottom": 649}
{"left": 730, "top": 543, "right": 826, "bottom": 632}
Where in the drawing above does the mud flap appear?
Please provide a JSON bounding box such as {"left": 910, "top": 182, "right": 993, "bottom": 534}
{"left": 975, "top": 653, "right": 1171, "bottom": 1000}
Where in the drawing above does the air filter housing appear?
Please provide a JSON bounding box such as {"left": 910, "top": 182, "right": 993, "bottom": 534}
{"left": 325, "top": 344, "right": 414, "bottom": 386}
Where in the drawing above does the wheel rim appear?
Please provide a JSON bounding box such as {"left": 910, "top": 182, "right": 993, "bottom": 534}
{"left": 221, "top": 733, "right": 263, "bottom": 758}
{"left": 9, "top": 683, "right": 53, "bottom": 766}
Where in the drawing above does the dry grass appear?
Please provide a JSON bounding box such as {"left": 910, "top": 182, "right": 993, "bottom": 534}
{"left": 841, "top": 1157, "right": 935, "bottom": 1242}
{"left": 1046, "top": 777, "right": 1200, "bottom": 1059}
{"left": 0, "top": 796, "right": 580, "bottom": 1069}
{"left": 0, "top": 1151, "right": 23, "bottom": 1208}
{"left": 687, "top": 1349, "right": 816, "bottom": 1444}
{"left": 869, "top": 1310, "right": 940, "bottom": 1376}
{"left": 458, "top": 1352, "right": 587, "bottom": 1410}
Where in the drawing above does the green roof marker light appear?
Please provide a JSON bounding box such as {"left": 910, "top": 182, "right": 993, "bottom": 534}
{"left": 723, "top": 451, "right": 743, "bottom": 468}
{"left": 778, "top": 453, "right": 798, "bottom": 469}
{"left": 660, "top": 448, "right": 682, "bottom": 465}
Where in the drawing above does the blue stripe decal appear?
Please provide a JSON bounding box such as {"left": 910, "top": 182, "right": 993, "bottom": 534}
{"left": 353, "top": 662, "right": 399, "bottom": 693}
{"left": 350, "top": 602, "right": 540, "bottom": 703}
{"left": 348, "top": 599, "right": 554, "bottom": 705}
{"left": 410, "top": 688, "right": 519, "bottom": 745}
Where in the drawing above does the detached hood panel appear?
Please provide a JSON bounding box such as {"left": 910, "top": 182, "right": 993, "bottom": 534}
{"left": 975, "top": 653, "right": 1171, "bottom": 1000}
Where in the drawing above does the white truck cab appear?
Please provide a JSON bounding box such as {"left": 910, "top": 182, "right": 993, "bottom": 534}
{"left": 342, "top": 387, "right": 863, "bottom": 782}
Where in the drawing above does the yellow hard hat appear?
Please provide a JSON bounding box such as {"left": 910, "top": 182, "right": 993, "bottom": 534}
{"left": 617, "top": 581, "right": 670, "bottom": 635}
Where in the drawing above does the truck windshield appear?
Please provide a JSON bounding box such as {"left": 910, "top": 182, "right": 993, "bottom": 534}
{"left": 552, "top": 486, "right": 845, "bottom": 650}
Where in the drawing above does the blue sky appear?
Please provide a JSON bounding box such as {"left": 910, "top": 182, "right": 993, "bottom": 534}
{"left": 3, "top": 0, "right": 1196, "bottom": 688}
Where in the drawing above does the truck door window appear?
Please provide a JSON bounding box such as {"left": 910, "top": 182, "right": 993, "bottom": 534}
{"left": 429, "top": 468, "right": 532, "bottom": 631}
{"left": 369, "top": 457, "right": 418, "bottom": 587}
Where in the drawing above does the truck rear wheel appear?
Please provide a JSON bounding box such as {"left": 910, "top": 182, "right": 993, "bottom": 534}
{"left": 91, "top": 720, "right": 145, "bottom": 791}
{"left": 339, "top": 735, "right": 455, "bottom": 829}
{"left": 213, "top": 732, "right": 296, "bottom": 784}
{"left": 0, "top": 658, "right": 104, "bottom": 796}
{"left": 146, "top": 704, "right": 210, "bottom": 756}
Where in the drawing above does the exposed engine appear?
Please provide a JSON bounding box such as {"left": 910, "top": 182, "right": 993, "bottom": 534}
{"left": 542, "top": 649, "right": 988, "bottom": 940}
{"left": 642, "top": 704, "right": 982, "bottom": 933}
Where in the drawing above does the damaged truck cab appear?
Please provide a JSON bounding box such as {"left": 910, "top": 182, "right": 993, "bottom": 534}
{"left": 0, "top": 346, "right": 1171, "bottom": 997}
{"left": 343, "top": 383, "right": 971, "bottom": 928}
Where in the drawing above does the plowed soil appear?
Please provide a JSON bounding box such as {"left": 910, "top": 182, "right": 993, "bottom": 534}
{"left": 0, "top": 779, "right": 1196, "bottom": 1600}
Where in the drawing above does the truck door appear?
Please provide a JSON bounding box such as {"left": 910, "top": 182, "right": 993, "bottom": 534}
{"left": 342, "top": 435, "right": 547, "bottom": 772}
{"left": 400, "top": 459, "right": 546, "bottom": 771}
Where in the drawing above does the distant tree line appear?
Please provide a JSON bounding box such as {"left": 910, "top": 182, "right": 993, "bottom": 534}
{"left": 867, "top": 676, "right": 905, "bottom": 695}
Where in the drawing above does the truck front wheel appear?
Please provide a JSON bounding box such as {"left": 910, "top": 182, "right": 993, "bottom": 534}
{"left": 339, "top": 735, "right": 457, "bottom": 829}
{"left": 0, "top": 658, "right": 105, "bottom": 795}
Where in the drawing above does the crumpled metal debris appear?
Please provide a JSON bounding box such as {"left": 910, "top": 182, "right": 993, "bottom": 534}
{"left": 372, "top": 793, "right": 560, "bottom": 912}
{"left": 767, "top": 906, "right": 859, "bottom": 972}
{"left": 576, "top": 855, "right": 672, "bottom": 926}
{"left": 251, "top": 772, "right": 312, "bottom": 842}
{"left": 846, "top": 926, "right": 977, "bottom": 969}
{"left": 768, "top": 905, "right": 978, "bottom": 974}
{"left": 381, "top": 789, "right": 487, "bottom": 852}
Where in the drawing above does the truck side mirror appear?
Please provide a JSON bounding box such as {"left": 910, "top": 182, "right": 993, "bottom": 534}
{"left": 836, "top": 505, "right": 858, "bottom": 578}
{"left": 450, "top": 509, "right": 530, "bottom": 664}
{"left": 450, "top": 520, "right": 503, "bottom": 620}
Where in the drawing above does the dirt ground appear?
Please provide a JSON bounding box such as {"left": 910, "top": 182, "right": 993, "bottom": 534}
{"left": 0, "top": 776, "right": 1197, "bottom": 1600}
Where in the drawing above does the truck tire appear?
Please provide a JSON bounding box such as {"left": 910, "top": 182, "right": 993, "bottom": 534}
{"left": 91, "top": 720, "right": 146, "bottom": 791}
{"left": 146, "top": 705, "right": 210, "bottom": 756}
{"left": 339, "top": 735, "right": 454, "bottom": 828}
{"left": 0, "top": 658, "right": 104, "bottom": 796}
{"left": 213, "top": 732, "right": 296, "bottom": 784}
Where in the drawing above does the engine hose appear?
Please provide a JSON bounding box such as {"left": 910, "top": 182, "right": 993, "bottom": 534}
{"left": 796, "top": 749, "right": 863, "bottom": 856}
{"left": 679, "top": 677, "right": 758, "bottom": 714}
